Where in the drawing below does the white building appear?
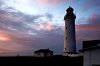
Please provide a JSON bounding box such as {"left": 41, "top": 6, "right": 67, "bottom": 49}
{"left": 34, "top": 48, "right": 53, "bottom": 57}
{"left": 83, "top": 40, "right": 100, "bottom": 66}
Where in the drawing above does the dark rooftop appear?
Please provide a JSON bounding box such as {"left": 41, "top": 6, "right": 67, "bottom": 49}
{"left": 83, "top": 40, "right": 100, "bottom": 49}
{"left": 82, "top": 40, "right": 100, "bottom": 51}
{"left": 66, "top": 6, "right": 74, "bottom": 12}
{"left": 34, "top": 48, "right": 53, "bottom": 53}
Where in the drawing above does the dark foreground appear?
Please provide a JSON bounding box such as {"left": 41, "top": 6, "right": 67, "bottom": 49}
{"left": 0, "top": 56, "right": 83, "bottom": 66}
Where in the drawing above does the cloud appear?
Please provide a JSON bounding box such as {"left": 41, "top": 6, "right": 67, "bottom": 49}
{"left": 76, "top": 14, "right": 100, "bottom": 50}
{"left": 0, "top": 48, "right": 11, "bottom": 53}
{"left": 0, "top": 1, "right": 3, "bottom": 7}
{"left": 34, "top": 27, "right": 64, "bottom": 54}
{"left": 37, "top": 24, "right": 54, "bottom": 31}
{"left": 0, "top": 7, "right": 64, "bottom": 55}
{"left": 0, "top": 29, "right": 34, "bottom": 53}
{"left": 82, "top": 0, "right": 100, "bottom": 11}
{"left": 76, "top": 14, "right": 100, "bottom": 31}
{"left": 17, "top": 0, "right": 30, "bottom": 4}
{"left": 35, "top": 0, "right": 68, "bottom": 7}
{"left": 0, "top": 8, "right": 99, "bottom": 55}
{"left": 0, "top": 7, "right": 54, "bottom": 32}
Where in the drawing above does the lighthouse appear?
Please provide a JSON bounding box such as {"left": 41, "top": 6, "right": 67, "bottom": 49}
{"left": 63, "top": 6, "right": 76, "bottom": 56}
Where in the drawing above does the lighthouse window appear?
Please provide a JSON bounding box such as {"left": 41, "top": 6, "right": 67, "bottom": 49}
{"left": 66, "top": 37, "right": 67, "bottom": 40}
{"left": 66, "top": 26, "right": 67, "bottom": 29}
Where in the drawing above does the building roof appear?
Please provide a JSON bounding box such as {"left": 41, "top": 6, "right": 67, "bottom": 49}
{"left": 82, "top": 40, "right": 100, "bottom": 51}
{"left": 82, "top": 45, "right": 100, "bottom": 51}
{"left": 34, "top": 49, "right": 53, "bottom": 53}
{"left": 83, "top": 40, "right": 100, "bottom": 49}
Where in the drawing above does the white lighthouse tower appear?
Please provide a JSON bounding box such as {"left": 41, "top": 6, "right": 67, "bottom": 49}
{"left": 63, "top": 6, "right": 76, "bottom": 56}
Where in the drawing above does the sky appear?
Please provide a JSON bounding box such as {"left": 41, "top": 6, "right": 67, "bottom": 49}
{"left": 0, "top": 0, "right": 100, "bottom": 56}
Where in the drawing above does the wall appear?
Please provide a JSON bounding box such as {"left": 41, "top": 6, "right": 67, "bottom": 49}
{"left": 84, "top": 48, "right": 100, "bottom": 66}
{"left": 34, "top": 52, "right": 53, "bottom": 57}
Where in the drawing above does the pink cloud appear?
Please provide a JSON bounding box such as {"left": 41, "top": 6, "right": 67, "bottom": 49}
{"left": 0, "top": 48, "right": 11, "bottom": 53}
{"left": 36, "top": 0, "right": 67, "bottom": 7}
{"left": 0, "top": 29, "right": 32, "bottom": 54}
{"left": 75, "top": 14, "right": 100, "bottom": 41}
{"left": 76, "top": 13, "right": 100, "bottom": 31}
{"left": 37, "top": 23, "right": 55, "bottom": 31}
{"left": 75, "top": 24, "right": 100, "bottom": 51}
{"left": 76, "top": 24, "right": 100, "bottom": 32}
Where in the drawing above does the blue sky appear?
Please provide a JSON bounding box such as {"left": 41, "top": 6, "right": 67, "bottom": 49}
{"left": 0, "top": 0, "right": 100, "bottom": 56}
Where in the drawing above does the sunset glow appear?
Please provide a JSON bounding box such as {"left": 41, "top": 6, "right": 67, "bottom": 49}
{"left": 0, "top": 0, "right": 99, "bottom": 56}
{"left": 0, "top": 35, "right": 10, "bottom": 41}
{"left": 0, "top": 37, "right": 9, "bottom": 41}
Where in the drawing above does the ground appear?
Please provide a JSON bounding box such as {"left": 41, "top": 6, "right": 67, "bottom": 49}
{"left": 0, "top": 56, "right": 83, "bottom": 66}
